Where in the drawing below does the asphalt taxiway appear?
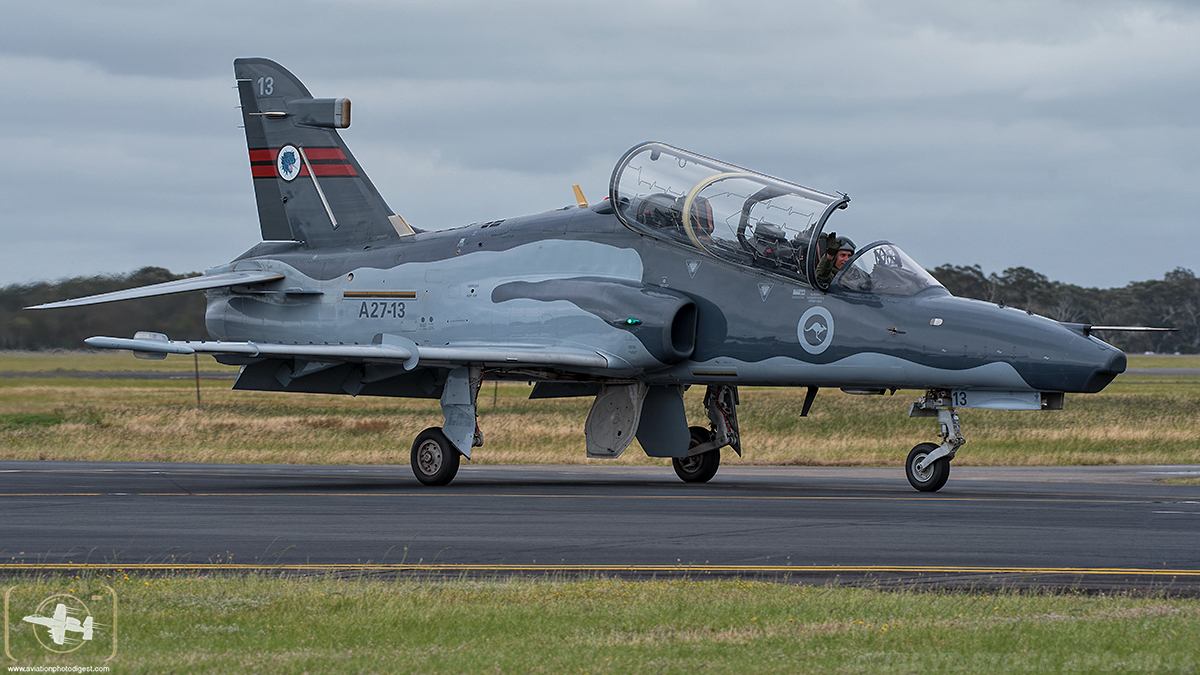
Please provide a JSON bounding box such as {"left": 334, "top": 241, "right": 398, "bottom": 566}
{"left": 2, "top": 461, "right": 1198, "bottom": 590}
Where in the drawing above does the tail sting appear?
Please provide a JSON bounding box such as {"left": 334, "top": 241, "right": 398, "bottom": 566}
{"left": 234, "top": 58, "right": 413, "bottom": 247}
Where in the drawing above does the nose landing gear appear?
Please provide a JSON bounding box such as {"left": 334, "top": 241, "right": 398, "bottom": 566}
{"left": 906, "top": 390, "right": 966, "bottom": 492}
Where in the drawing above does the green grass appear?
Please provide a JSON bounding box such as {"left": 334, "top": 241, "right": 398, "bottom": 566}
{"left": 1128, "top": 355, "right": 1200, "bottom": 369}
{"left": 0, "top": 412, "right": 62, "bottom": 431}
{"left": 3, "top": 574, "right": 1198, "bottom": 673}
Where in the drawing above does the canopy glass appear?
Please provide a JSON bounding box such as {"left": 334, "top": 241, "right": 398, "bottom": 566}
{"left": 609, "top": 142, "right": 942, "bottom": 295}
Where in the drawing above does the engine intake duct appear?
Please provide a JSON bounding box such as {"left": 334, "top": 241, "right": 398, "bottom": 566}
{"left": 492, "top": 277, "right": 697, "bottom": 364}
{"left": 663, "top": 299, "right": 698, "bottom": 363}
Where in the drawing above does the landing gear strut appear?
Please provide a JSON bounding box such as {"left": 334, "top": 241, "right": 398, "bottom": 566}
{"left": 410, "top": 366, "right": 483, "bottom": 486}
{"left": 672, "top": 385, "right": 743, "bottom": 483}
{"left": 906, "top": 389, "right": 966, "bottom": 492}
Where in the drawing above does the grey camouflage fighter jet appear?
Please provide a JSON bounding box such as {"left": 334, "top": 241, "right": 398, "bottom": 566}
{"left": 31, "top": 58, "right": 1133, "bottom": 491}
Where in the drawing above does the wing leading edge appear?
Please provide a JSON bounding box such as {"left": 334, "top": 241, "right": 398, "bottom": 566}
{"left": 83, "top": 334, "right": 611, "bottom": 371}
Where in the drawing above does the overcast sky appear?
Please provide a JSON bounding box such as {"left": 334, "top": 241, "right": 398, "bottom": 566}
{"left": 1, "top": 0, "right": 1196, "bottom": 289}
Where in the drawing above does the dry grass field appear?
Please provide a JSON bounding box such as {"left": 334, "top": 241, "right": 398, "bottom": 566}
{"left": 1, "top": 351, "right": 1197, "bottom": 467}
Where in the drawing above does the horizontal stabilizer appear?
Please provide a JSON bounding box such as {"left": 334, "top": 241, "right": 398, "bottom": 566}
{"left": 84, "top": 335, "right": 610, "bottom": 370}
{"left": 26, "top": 271, "right": 286, "bottom": 310}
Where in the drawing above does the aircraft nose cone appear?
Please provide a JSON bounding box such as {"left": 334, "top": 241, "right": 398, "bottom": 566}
{"left": 1082, "top": 349, "right": 1126, "bottom": 393}
{"left": 1108, "top": 349, "right": 1127, "bottom": 374}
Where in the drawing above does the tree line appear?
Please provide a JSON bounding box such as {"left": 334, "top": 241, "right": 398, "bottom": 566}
{"left": 0, "top": 264, "right": 1196, "bottom": 353}
{"left": 0, "top": 268, "right": 207, "bottom": 350}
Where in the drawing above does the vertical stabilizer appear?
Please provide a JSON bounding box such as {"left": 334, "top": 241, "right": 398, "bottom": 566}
{"left": 234, "top": 58, "right": 413, "bottom": 247}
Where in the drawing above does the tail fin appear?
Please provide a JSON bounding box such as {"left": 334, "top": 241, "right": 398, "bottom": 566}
{"left": 234, "top": 58, "right": 413, "bottom": 247}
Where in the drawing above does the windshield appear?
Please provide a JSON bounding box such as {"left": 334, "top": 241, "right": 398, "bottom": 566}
{"left": 610, "top": 142, "right": 848, "bottom": 284}
{"left": 835, "top": 242, "right": 944, "bottom": 296}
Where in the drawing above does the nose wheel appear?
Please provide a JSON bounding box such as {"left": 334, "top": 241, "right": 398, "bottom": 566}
{"left": 905, "top": 442, "right": 949, "bottom": 492}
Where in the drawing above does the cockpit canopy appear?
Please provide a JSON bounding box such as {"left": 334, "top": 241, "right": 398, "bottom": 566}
{"left": 836, "top": 242, "right": 944, "bottom": 296}
{"left": 609, "top": 142, "right": 944, "bottom": 296}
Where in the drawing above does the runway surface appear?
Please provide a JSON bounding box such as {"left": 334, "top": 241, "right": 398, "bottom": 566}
{"left": 2, "top": 461, "right": 1199, "bottom": 590}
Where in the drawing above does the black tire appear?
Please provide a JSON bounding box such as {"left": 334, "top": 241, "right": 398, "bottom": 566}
{"left": 905, "top": 442, "right": 950, "bottom": 492}
{"left": 672, "top": 426, "right": 721, "bottom": 483}
{"left": 410, "top": 427, "right": 461, "bottom": 486}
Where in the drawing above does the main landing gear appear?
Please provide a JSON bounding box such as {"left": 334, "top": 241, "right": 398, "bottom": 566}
{"left": 410, "top": 366, "right": 482, "bottom": 486}
{"left": 905, "top": 389, "right": 966, "bottom": 492}
{"left": 673, "top": 426, "right": 722, "bottom": 482}
{"left": 581, "top": 382, "right": 742, "bottom": 484}
{"left": 673, "top": 385, "right": 742, "bottom": 483}
{"left": 411, "top": 427, "right": 460, "bottom": 486}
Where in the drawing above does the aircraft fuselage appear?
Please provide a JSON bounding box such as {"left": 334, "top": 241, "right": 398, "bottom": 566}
{"left": 204, "top": 203, "right": 1124, "bottom": 402}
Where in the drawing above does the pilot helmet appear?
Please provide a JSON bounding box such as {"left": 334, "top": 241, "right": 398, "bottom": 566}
{"left": 836, "top": 236, "right": 856, "bottom": 254}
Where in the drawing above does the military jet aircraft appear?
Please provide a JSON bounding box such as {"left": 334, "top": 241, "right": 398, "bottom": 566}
{"left": 31, "top": 58, "right": 1132, "bottom": 491}
{"left": 23, "top": 603, "right": 94, "bottom": 646}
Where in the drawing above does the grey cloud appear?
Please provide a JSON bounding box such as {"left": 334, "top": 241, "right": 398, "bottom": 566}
{"left": 0, "top": 0, "right": 1196, "bottom": 289}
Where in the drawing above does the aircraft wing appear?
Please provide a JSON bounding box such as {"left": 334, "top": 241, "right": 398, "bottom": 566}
{"left": 25, "top": 270, "right": 286, "bottom": 310}
{"left": 83, "top": 334, "right": 610, "bottom": 370}
{"left": 50, "top": 604, "right": 67, "bottom": 644}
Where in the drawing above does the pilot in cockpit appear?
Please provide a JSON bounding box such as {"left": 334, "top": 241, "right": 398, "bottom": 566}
{"left": 815, "top": 232, "right": 855, "bottom": 286}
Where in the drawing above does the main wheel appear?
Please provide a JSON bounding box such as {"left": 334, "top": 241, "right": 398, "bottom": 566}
{"left": 672, "top": 426, "right": 721, "bottom": 483}
{"left": 411, "top": 427, "right": 461, "bottom": 486}
{"left": 905, "top": 442, "right": 949, "bottom": 492}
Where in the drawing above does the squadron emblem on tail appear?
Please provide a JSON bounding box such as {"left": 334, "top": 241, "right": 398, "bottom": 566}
{"left": 276, "top": 144, "right": 299, "bottom": 181}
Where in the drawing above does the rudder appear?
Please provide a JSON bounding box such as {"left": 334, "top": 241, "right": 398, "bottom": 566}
{"left": 234, "top": 58, "right": 413, "bottom": 247}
